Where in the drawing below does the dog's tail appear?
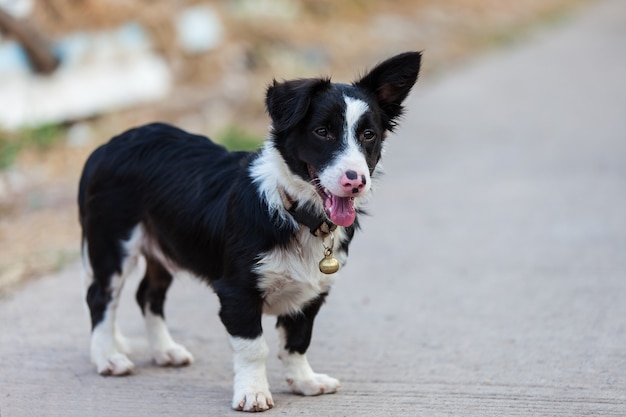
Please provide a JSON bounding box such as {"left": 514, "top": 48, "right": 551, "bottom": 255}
{"left": 77, "top": 144, "right": 107, "bottom": 229}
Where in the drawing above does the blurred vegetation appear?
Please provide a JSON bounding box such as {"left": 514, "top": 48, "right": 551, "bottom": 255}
{"left": 0, "top": 123, "right": 263, "bottom": 171}
{"left": 215, "top": 125, "right": 264, "bottom": 151}
{"left": 0, "top": 124, "right": 65, "bottom": 170}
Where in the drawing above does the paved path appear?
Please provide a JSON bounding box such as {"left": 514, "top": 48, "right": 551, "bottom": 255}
{"left": 2, "top": 1, "right": 625, "bottom": 415}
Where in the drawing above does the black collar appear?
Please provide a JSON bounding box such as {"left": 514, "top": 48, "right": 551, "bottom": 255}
{"left": 278, "top": 187, "right": 337, "bottom": 237}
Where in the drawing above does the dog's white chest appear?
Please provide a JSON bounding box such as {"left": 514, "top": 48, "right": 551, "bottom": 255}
{"left": 255, "top": 230, "right": 342, "bottom": 316}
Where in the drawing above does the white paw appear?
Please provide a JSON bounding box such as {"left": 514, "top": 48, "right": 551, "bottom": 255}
{"left": 287, "top": 373, "right": 340, "bottom": 396}
{"left": 95, "top": 352, "right": 135, "bottom": 376}
{"left": 152, "top": 343, "right": 194, "bottom": 367}
{"left": 230, "top": 336, "right": 273, "bottom": 412}
{"left": 232, "top": 389, "right": 274, "bottom": 412}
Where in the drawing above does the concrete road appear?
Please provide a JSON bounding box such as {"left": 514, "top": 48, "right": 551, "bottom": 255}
{"left": 1, "top": 0, "right": 625, "bottom": 415}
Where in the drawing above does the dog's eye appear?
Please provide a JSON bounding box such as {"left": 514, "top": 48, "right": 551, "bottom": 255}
{"left": 314, "top": 127, "right": 329, "bottom": 139}
{"left": 361, "top": 129, "right": 376, "bottom": 142}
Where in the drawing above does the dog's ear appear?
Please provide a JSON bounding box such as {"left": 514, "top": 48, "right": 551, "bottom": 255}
{"left": 354, "top": 51, "right": 421, "bottom": 132}
{"left": 266, "top": 78, "right": 331, "bottom": 133}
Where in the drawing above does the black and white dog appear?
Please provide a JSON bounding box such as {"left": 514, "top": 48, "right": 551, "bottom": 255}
{"left": 78, "top": 51, "right": 421, "bottom": 412}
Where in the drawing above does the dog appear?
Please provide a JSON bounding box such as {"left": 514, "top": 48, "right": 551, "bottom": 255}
{"left": 78, "top": 51, "right": 421, "bottom": 412}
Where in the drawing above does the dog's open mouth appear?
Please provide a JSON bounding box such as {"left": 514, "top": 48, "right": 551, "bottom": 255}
{"left": 307, "top": 165, "right": 356, "bottom": 227}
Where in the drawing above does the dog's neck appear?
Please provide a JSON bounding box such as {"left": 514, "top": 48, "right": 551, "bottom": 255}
{"left": 250, "top": 141, "right": 330, "bottom": 234}
{"left": 277, "top": 186, "right": 336, "bottom": 237}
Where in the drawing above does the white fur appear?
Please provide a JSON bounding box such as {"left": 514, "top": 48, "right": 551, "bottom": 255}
{"left": 81, "top": 240, "right": 93, "bottom": 289}
{"left": 91, "top": 316, "right": 135, "bottom": 375}
{"left": 255, "top": 228, "right": 347, "bottom": 316}
{"left": 277, "top": 327, "right": 340, "bottom": 396}
{"left": 230, "top": 336, "right": 274, "bottom": 412}
{"left": 318, "top": 96, "right": 371, "bottom": 197}
{"left": 144, "top": 306, "right": 193, "bottom": 366}
{"left": 250, "top": 141, "right": 320, "bottom": 226}
{"left": 344, "top": 96, "right": 369, "bottom": 141}
{"left": 139, "top": 226, "right": 183, "bottom": 276}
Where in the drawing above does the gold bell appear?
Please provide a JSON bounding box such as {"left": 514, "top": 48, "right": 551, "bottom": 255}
{"left": 319, "top": 247, "right": 340, "bottom": 274}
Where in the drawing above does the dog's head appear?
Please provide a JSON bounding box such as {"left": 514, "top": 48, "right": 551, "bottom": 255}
{"left": 265, "top": 51, "right": 421, "bottom": 227}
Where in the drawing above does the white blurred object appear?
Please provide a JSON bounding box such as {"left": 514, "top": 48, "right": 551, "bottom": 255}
{"left": 0, "top": 0, "right": 33, "bottom": 18}
{"left": 0, "top": 40, "right": 28, "bottom": 74}
{"left": 66, "top": 122, "right": 93, "bottom": 147}
{"left": 0, "top": 22, "right": 172, "bottom": 130}
{"left": 175, "top": 5, "right": 223, "bottom": 54}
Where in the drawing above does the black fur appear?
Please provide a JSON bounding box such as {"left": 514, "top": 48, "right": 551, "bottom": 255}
{"left": 276, "top": 293, "right": 328, "bottom": 355}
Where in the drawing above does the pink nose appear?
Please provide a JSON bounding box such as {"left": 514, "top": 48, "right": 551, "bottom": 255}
{"left": 340, "top": 170, "right": 367, "bottom": 195}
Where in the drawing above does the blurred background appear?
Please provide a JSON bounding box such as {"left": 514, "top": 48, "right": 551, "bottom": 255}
{"left": 0, "top": 0, "right": 588, "bottom": 292}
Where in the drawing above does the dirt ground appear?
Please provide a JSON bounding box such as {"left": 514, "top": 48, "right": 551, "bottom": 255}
{"left": 0, "top": 0, "right": 588, "bottom": 293}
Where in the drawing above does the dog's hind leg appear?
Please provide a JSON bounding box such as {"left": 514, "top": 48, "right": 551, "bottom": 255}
{"left": 136, "top": 257, "right": 193, "bottom": 367}
{"left": 84, "top": 227, "right": 142, "bottom": 376}
{"left": 276, "top": 294, "right": 340, "bottom": 396}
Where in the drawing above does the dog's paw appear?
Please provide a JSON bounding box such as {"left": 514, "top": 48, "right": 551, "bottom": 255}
{"left": 152, "top": 343, "right": 194, "bottom": 367}
{"left": 232, "top": 389, "right": 274, "bottom": 412}
{"left": 287, "top": 373, "right": 340, "bottom": 396}
{"left": 96, "top": 352, "right": 135, "bottom": 376}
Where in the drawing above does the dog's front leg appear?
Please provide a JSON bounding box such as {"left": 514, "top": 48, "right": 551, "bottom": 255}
{"left": 217, "top": 287, "right": 273, "bottom": 412}
{"left": 230, "top": 335, "right": 273, "bottom": 412}
{"left": 276, "top": 294, "right": 340, "bottom": 396}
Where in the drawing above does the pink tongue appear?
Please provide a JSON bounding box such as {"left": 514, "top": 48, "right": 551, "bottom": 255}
{"left": 326, "top": 195, "right": 356, "bottom": 227}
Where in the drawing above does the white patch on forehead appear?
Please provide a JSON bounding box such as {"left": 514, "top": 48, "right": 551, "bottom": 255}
{"left": 342, "top": 95, "right": 370, "bottom": 169}
{"left": 344, "top": 96, "right": 369, "bottom": 141}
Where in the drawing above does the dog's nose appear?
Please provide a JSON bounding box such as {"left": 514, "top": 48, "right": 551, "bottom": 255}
{"left": 341, "top": 170, "right": 367, "bottom": 195}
